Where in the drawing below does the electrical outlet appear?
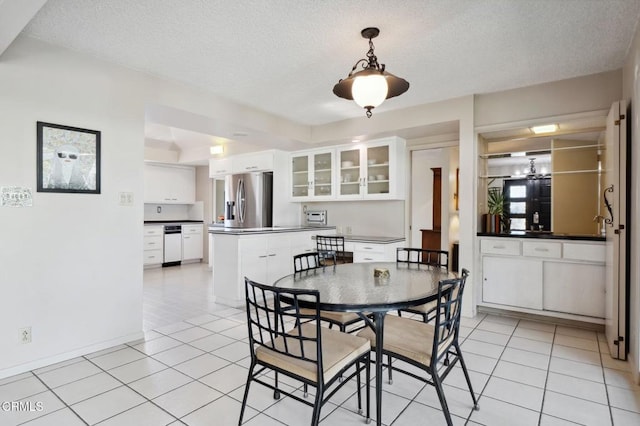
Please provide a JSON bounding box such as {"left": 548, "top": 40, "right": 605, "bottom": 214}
{"left": 20, "top": 327, "right": 32, "bottom": 344}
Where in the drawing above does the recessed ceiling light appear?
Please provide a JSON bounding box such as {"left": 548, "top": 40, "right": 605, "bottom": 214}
{"left": 531, "top": 124, "right": 558, "bottom": 134}
{"left": 210, "top": 146, "right": 224, "bottom": 155}
{"left": 352, "top": 139, "right": 360, "bottom": 143}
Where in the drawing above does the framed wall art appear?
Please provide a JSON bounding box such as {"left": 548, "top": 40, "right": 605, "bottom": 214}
{"left": 36, "top": 121, "right": 101, "bottom": 194}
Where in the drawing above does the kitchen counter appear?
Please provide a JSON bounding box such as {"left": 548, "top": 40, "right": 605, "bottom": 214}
{"left": 476, "top": 231, "right": 604, "bottom": 242}
{"left": 144, "top": 220, "right": 204, "bottom": 224}
{"left": 318, "top": 234, "right": 405, "bottom": 244}
{"left": 208, "top": 225, "right": 336, "bottom": 235}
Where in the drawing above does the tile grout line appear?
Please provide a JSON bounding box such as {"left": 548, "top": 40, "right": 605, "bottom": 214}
{"left": 20, "top": 371, "right": 89, "bottom": 426}
{"left": 536, "top": 322, "right": 557, "bottom": 426}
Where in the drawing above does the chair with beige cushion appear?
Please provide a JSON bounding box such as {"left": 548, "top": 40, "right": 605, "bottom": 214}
{"left": 239, "top": 277, "right": 371, "bottom": 426}
{"left": 293, "top": 252, "right": 363, "bottom": 333}
{"left": 357, "top": 269, "right": 477, "bottom": 426}
{"left": 396, "top": 248, "right": 449, "bottom": 322}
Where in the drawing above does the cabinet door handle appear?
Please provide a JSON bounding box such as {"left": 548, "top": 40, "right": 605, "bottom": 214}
{"left": 246, "top": 166, "right": 258, "bottom": 170}
{"left": 493, "top": 245, "right": 506, "bottom": 249}
{"left": 534, "top": 247, "right": 549, "bottom": 252}
{"left": 268, "top": 253, "right": 276, "bottom": 257}
{"left": 149, "top": 255, "right": 155, "bottom": 259}
{"left": 363, "top": 247, "right": 373, "bottom": 250}
{"left": 148, "top": 242, "right": 156, "bottom": 245}
{"left": 258, "top": 255, "right": 268, "bottom": 258}
{"left": 184, "top": 236, "right": 190, "bottom": 239}
{"left": 364, "top": 257, "right": 373, "bottom": 260}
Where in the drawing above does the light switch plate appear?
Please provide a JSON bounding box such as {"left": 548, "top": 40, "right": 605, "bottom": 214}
{"left": 119, "top": 192, "right": 133, "bottom": 206}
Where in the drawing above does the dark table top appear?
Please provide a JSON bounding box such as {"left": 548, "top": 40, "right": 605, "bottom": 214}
{"left": 273, "top": 262, "right": 453, "bottom": 313}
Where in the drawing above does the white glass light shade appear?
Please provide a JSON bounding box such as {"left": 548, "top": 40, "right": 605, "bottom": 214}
{"left": 351, "top": 73, "right": 388, "bottom": 108}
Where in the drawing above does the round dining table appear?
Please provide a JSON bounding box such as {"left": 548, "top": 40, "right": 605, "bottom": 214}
{"left": 273, "top": 261, "right": 454, "bottom": 426}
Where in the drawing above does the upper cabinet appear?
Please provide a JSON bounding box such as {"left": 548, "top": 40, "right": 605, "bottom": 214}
{"left": 144, "top": 163, "right": 195, "bottom": 204}
{"left": 209, "top": 150, "right": 276, "bottom": 178}
{"left": 336, "top": 137, "right": 406, "bottom": 200}
{"left": 209, "top": 158, "right": 233, "bottom": 177}
{"left": 291, "top": 149, "right": 335, "bottom": 201}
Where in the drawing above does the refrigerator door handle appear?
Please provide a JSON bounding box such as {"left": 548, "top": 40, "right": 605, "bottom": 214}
{"left": 238, "top": 179, "right": 246, "bottom": 224}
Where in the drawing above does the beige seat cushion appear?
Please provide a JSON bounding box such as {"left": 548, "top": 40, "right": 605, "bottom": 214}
{"left": 256, "top": 323, "right": 370, "bottom": 383}
{"left": 357, "top": 315, "right": 453, "bottom": 366}
{"left": 300, "top": 309, "right": 361, "bottom": 326}
{"left": 403, "top": 299, "right": 437, "bottom": 314}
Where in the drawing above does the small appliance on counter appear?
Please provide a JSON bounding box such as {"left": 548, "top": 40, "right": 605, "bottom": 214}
{"left": 224, "top": 172, "right": 273, "bottom": 228}
{"left": 305, "top": 210, "right": 327, "bottom": 226}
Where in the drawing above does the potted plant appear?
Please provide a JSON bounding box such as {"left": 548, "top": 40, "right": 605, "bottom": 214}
{"left": 486, "top": 186, "right": 504, "bottom": 233}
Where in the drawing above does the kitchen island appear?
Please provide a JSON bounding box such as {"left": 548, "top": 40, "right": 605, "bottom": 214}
{"left": 209, "top": 226, "right": 405, "bottom": 307}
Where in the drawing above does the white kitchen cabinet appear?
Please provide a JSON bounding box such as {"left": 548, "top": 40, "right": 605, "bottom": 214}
{"left": 143, "top": 225, "right": 164, "bottom": 267}
{"left": 232, "top": 151, "right": 274, "bottom": 173}
{"left": 543, "top": 261, "right": 605, "bottom": 317}
{"left": 482, "top": 256, "right": 543, "bottom": 309}
{"left": 144, "top": 163, "right": 196, "bottom": 204}
{"left": 290, "top": 149, "right": 335, "bottom": 201}
{"left": 209, "top": 158, "right": 233, "bottom": 177}
{"left": 336, "top": 137, "right": 406, "bottom": 200}
{"left": 212, "top": 229, "right": 336, "bottom": 307}
{"left": 182, "top": 224, "right": 203, "bottom": 261}
{"left": 350, "top": 241, "right": 405, "bottom": 263}
{"left": 478, "top": 237, "right": 606, "bottom": 321}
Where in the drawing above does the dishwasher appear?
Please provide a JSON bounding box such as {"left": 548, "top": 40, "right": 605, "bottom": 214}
{"left": 163, "top": 225, "right": 182, "bottom": 266}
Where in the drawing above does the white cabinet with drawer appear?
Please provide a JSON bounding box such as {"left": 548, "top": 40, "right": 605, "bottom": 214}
{"left": 479, "top": 236, "right": 606, "bottom": 321}
{"left": 144, "top": 164, "right": 195, "bottom": 204}
{"left": 209, "top": 158, "right": 233, "bottom": 177}
{"left": 143, "top": 225, "right": 164, "bottom": 266}
{"left": 351, "top": 240, "right": 405, "bottom": 263}
{"left": 522, "top": 241, "right": 562, "bottom": 258}
{"left": 182, "top": 224, "right": 203, "bottom": 261}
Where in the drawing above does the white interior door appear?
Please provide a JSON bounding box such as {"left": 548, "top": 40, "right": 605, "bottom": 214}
{"left": 604, "top": 100, "right": 628, "bottom": 359}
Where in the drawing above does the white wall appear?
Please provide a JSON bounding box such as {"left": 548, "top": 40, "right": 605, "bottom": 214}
{"left": 0, "top": 38, "right": 145, "bottom": 377}
{"left": 622, "top": 22, "right": 640, "bottom": 384}
{"left": 0, "top": 36, "right": 310, "bottom": 378}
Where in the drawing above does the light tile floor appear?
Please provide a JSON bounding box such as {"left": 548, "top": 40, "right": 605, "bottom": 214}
{"left": 2, "top": 263, "right": 640, "bottom": 425}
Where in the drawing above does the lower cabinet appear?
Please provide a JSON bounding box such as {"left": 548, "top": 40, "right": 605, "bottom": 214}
{"left": 543, "top": 261, "right": 605, "bottom": 317}
{"left": 182, "top": 224, "right": 203, "bottom": 261}
{"left": 143, "top": 225, "right": 164, "bottom": 266}
{"left": 482, "top": 256, "right": 543, "bottom": 310}
{"left": 212, "top": 230, "right": 334, "bottom": 307}
{"left": 479, "top": 237, "right": 606, "bottom": 321}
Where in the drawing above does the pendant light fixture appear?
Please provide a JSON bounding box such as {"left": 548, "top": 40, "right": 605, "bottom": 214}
{"left": 333, "top": 27, "right": 409, "bottom": 118}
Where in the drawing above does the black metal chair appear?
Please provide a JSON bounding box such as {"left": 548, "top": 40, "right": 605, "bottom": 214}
{"left": 396, "top": 248, "right": 449, "bottom": 322}
{"left": 357, "top": 269, "right": 478, "bottom": 426}
{"left": 316, "top": 235, "right": 348, "bottom": 264}
{"left": 292, "top": 252, "right": 363, "bottom": 333}
{"left": 239, "top": 278, "right": 371, "bottom": 426}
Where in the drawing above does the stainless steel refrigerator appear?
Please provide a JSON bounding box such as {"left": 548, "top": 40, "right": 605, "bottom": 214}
{"left": 224, "top": 172, "right": 273, "bottom": 228}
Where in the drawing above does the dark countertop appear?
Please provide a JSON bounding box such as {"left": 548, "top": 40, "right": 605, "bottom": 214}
{"left": 334, "top": 234, "right": 405, "bottom": 244}
{"left": 477, "top": 232, "right": 605, "bottom": 242}
{"left": 144, "top": 220, "right": 204, "bottom": 224}
{"left": 208, "top": 225, "right": 336, "bottom": 235}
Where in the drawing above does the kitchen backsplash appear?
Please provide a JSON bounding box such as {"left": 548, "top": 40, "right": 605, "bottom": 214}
{"left": 144, "top": 202, "right": 204, "bottom": 221}
{"left": 305, "top": 200, "right": 404, "bottom": 237}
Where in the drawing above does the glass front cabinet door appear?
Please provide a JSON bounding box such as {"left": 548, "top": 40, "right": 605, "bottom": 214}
{"left": 290, "top": 150, "right": 335, "bottom": 201}
{"left": 336, "top": 137, "right": 405, "bottom": 200}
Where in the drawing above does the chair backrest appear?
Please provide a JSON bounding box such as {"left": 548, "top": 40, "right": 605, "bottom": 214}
{"left": 316, "top": 235, "right": 346, "bottom": 264}
{"left": 293, "top": 252, "right": 322, "bottom": 272}
{"left": 245, "top": 277, "right": 323, "bottom": 373}
{"left": 430, "top": 268, "right": 469, "bottom": 365}
{"left": 396, "top": 248, "right": 449, "bottom": 269}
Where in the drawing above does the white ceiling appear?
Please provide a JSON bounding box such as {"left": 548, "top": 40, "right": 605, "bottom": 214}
{"left": 12, "top": 0, "right": 640, "bottom": 160}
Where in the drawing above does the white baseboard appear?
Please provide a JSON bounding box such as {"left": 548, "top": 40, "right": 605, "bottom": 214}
{"left": 0, "top": 331, "right": 144, "bottom": 380}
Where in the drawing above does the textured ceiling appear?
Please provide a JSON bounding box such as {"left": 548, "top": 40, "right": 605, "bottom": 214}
{"left": 22, "top": 0, "right": 640, "bottom": 126}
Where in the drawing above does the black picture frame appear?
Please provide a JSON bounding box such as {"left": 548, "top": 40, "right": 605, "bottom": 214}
{"left": 36, "top": 121, "right": 101, "bottom": 194}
